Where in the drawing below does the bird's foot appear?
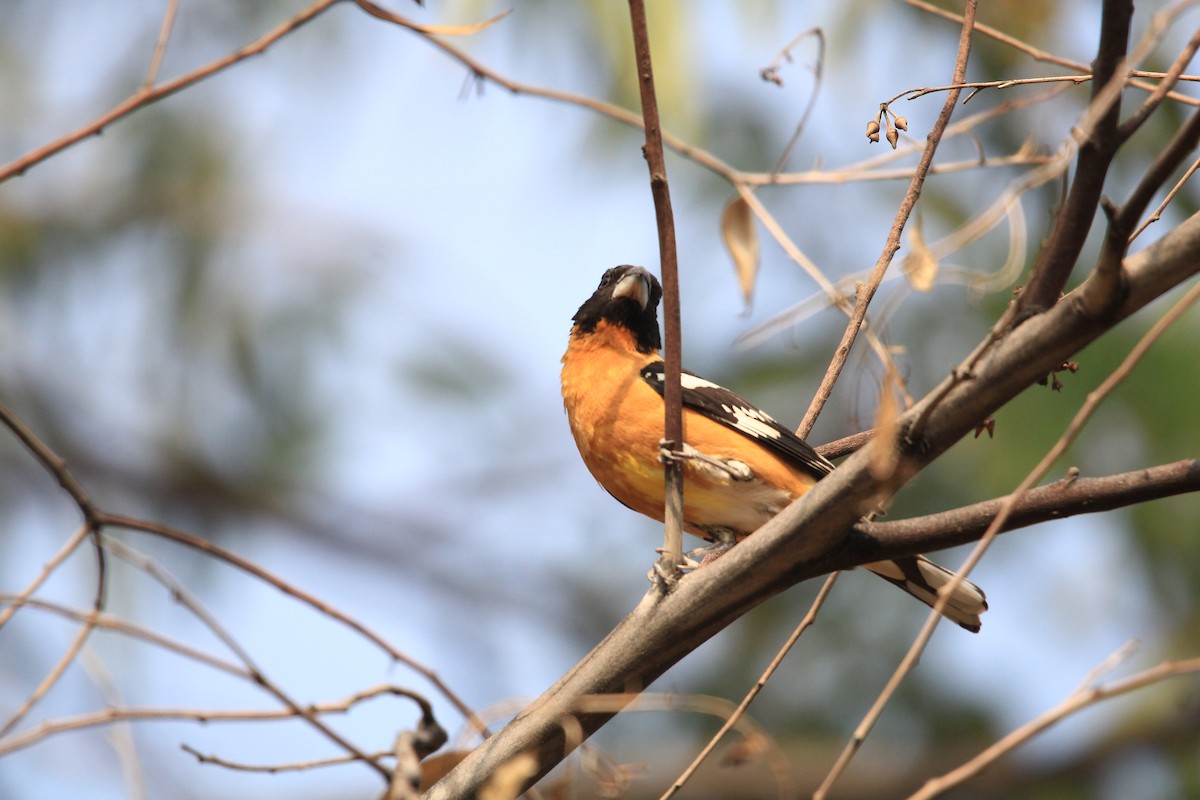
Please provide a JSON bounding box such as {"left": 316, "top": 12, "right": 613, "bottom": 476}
{"left": 684, "top": 540, "right": 735, "bottom": 568}
{"left": 658, "top": 439, "right": 753, "bottom": 481}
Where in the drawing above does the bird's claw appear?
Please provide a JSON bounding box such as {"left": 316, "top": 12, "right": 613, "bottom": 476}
{"left": 657, "top": 439, "right": 753, "bottom": 481}
{"left": 655, "top": 547, "right": 701, "bottom": 570}
{"left": 684, "top": 542, "right": 734, "bottom": 567}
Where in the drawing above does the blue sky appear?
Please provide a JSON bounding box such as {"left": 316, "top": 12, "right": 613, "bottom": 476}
{"left": 2, "top": 2, "right": 1190, "bottom": 798}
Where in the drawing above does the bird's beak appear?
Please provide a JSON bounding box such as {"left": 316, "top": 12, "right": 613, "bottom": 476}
{"left": 611, "top": 270, "right": 650, "bottom": 310}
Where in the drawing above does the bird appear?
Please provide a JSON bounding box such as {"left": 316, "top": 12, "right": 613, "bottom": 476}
{"left": 560, "top": 264, "right": 987, "bottom": 632}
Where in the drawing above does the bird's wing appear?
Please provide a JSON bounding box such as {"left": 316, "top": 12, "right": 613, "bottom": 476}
{"left": 639, "top": 362, "right": 835, "bottom": 479}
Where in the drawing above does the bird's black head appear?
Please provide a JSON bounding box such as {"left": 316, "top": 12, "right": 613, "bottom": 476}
{"left": 571, "top": 265, "right": 663, "bottom": 354}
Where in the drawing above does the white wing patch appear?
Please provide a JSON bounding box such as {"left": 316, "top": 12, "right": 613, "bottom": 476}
{"left": 676, "top": 372, "right": 783, "bottom": 441}
{"left": 678, "top": 373, "right": 721, "bottom": 391}
{"left": 642, "top": 364, "right": 835, "bottom": 477}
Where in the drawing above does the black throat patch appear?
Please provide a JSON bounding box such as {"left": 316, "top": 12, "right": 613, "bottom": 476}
{"left": 571, "top": 266, "right": 663, "bottom": 354}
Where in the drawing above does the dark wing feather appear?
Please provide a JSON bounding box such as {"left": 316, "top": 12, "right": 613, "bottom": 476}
{"left": 640, "top": 362, "right": 835, "bottom": 478}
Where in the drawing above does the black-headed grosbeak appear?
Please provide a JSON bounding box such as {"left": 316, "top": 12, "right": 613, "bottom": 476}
{"left": 561, "top": 265, "right": 987, "bottom": 632}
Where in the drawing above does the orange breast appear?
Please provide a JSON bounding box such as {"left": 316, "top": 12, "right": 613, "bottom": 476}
{"left": 561, "top": 324, "right": 817, "bottom": 540}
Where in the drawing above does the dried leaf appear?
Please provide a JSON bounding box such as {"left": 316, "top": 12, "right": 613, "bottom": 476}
{"left": 356, "top": 1, "right": 512, "bottom": 37}
{"left": 479, "top": 752, "right": 538, "bottom": 800}
{"left": 416, "top": 9, "right": 512, "bottom": 36}
{"left": 902, "top": 216, "right": 938, "bottom": 292}
{"left": 419, "top": 750, "right": 472, "bottom": 791}
{"left": 719, "top": 734, "right": 768, "bottom": 767}
{"left": 869, "top": 372, "right": 900, "bottom": 481}
{"left": 1015, "top": 133, "right": 1038, "bottom": 159}
{"left": 721, "top": 194, "right": 760, "bottom": 306}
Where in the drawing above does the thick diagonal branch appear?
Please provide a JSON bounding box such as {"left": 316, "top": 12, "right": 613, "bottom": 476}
{"left": 426, "top": 210, "right": 1200, "bottom": 799}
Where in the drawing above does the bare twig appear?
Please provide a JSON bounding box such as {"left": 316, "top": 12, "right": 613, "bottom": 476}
{"left": 661, "top": 573, "right": 839, "bottom": 800}
{"left": 893, "top": 73, "right": 1094, "bottom": 104}
{"left": 102, "top": 536, "right": 389, "bottom": 779}
{"left": 1130, "top": 151, "right": 1200, "bottom": 241}
{"left": 798, "top": 0, "right": 979, "bottom": 439}
{"left": 815, "top": 271, "right": 1200, "bottom": 800}
{"left": 628, "top": 0, "right": 685, "bottom": 580}
{"left": 857, "top": 458, "right": 1200, "bottom": 554}
{"left": 1, "top": 684, "right": 423, "bottom": 758}
{"left": 909, "top": 651, "right": 1200, "bottom": 799}
{"left": 1116, "top": 5, "right": 1200, "bottom": 139}
{"left": 565, "top": 692, "right": 792, "bottom": 797}
{"left": 731, "top": 185, "right": 908, "bottom": 406}
{"left": 0, "top": 518, "right": 107, "bottom": 740}
{"left": 765, "top": 27, "right": 825, "bottom": 175}
{"left": 95, "top": 512, "right": 488, "bottom": 738}
{"left": 82, "top": 650, "right": 148, "bottom": 800}
{"left": 906, "top": 0, "right": 1200, "bottom": 107}
{"left": 1016, "top": 0, "right": 1131, "bottom": 314}
{"left": 0, "top": 593, "right": 248, "bottom": 679}
{"left": 143, "top": 0, "right": 181, "bottom": 89}
{"left": 0, "top": 0, "right": 342, "bottom": 184}
{"left": 0, "top": 400, "right": 99, "bottom": 524}
{"left": 0, "top": 525, "right": 91, "bottom": 632}
{"left": 1116, "top": 103, "right": 1200, "bottom": 240}
{"left": 181, "top": 744, "right": 391, "bottom": 774}
{"left": 0, "top": 605, "right": 103, "bottom": 739}
{"left": 350, "top": 0, "right": 510, "bottom": 36}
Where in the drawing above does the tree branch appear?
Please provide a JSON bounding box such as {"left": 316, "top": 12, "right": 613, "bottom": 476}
{"left": 0, "top": 0, "right": 341, "bottom": 184}
{"left": 1017, "top": 0, "right": 1133, "bottom": 315}
{"left": 627, "top": 0, "right": 685, "bottom": 580}
{"left": 797, "top": 0, "right": 978, "bottom": 437}
{"left": 426, "top": 202, "right": 1200, "bottom": 798}
{"left": 853, "top": 459, "right": 1200, "bottom": 559}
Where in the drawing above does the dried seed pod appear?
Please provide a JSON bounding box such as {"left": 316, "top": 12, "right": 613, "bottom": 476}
{"left": 866, "top": 119, "right": 881, "bottom": 142}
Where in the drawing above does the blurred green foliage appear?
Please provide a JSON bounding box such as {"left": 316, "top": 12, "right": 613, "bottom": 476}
{"left": 1, "top": 2, "right": 1198, "bottom": 799}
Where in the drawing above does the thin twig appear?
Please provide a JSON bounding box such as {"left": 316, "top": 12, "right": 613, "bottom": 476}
{"left": 0, "top": 400, "right": 99, "bottom": 524}
{"left": 1118, "top": 18, "right": 1200, "bottom": 139}
{"left": 143, "top": 0, "right": 181, "bottom": 89}
{"left": 0, "top": 0, "right": 342, "bottom": 184}
{"left": 0, "top": 523, "right": 108, "bottom": 739}
{"left": 1117, "top": 103, "right": 1200, "bottom": 240}
{"left": 628, "top": 0, "right": 685, "bottom": 580}
{"left": 566, "top": 692, "right": 792, "bottom": 797}
{"left": 894, "top": 73, "right": 1095, "bottom": 104}
{"left": 0, "top": 683, "right": 419, "bottom": 758}
{"left": 766, "top": 28, "right": 825, "bottom": 176}
{"left": 1130, "top": 150, "right": 1200, "bottom": 241}
{"left": 102, "top": 536, "right": 390, "bottom": 780}
{"left": 732, "top": 185, "right": 908, "bottom": 402}
{"left": 815, "top": 274, "right": 1200, "bottom": 800}
{"left": 0, "top": 525, "right": 90, "bottom": 631}
{"left": 181, "top": 744, "right": 393, "bottom": 774}
{"left": 0, "top": 606, "right": 103, "bottom": 738}
{"left": 909, "top": 652, "right": 1200, "bottom": 799}
{"left": 82, "top": 649, "right": 148, "bottom": 800}
{"left": 96, "top": 512, "right": 488, "bottom": 738}
{"left": 905, "top": 0, "right": 1200, "bottom": 108}
{"left": 0, "top": 594, "right": 248, "bottom": 678}
{"left": 661, "top": 572, "right": 840, "bottom": 800}
{"left": 798, "top": 0, "right": 979, "bottom": 440}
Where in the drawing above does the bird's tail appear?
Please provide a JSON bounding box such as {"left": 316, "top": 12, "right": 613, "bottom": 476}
{"left": 865, "top": 555, "right": 988, "bottom": 633}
